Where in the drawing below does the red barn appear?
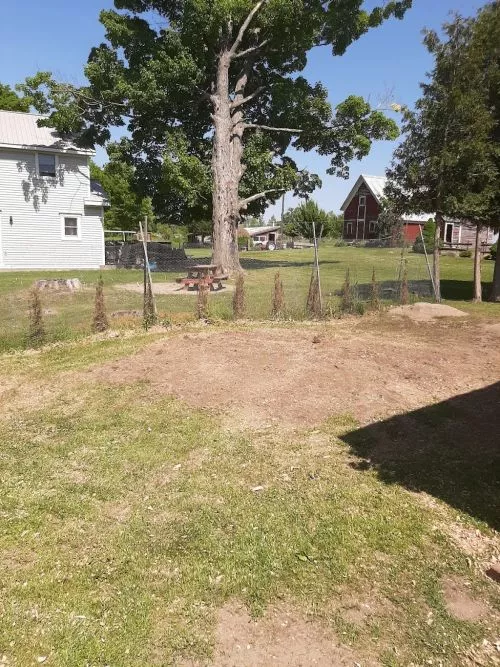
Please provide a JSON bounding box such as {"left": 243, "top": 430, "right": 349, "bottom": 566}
{"left": 340, "top": 175, "right": 427, "bottom": 243}
{"left": 340, "top": 174, "right": 498, "bottom": 248}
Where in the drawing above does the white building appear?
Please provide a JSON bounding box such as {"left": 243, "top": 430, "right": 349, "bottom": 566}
{"left": 0, "top": 110, "right": 106, "bottom": 269}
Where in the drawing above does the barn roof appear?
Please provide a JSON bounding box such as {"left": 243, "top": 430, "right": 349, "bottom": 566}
{"left": 340, "top": 174, "right": 431, "bottom": 223}
{"left": 0, "top": 110, "right": 93, "bottom": 154}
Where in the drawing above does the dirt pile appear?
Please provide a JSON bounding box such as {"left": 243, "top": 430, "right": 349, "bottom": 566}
{"left": 389, "top": 302, "right": 468, "bottom": 322}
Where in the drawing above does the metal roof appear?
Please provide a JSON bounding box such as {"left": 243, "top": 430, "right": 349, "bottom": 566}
{"left": 243, "top": 226, "right": 280, "bottom": 236}
{"left": 340, "top": 174, "right": 432, "bottom": 223}
{"left": 0, "top": 110, "right": 92, "bottom": 154}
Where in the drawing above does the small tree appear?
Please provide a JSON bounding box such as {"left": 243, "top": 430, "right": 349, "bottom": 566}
{"left": 92, "top": 275, "right": 109, "bottom": 333}
{"left": 340, "top": 268, "right": 354, "bottom": 313}
{"left": 377, "top": 205, "right": 404, "bottom": 247}
{"left": 400, "top": 264, "right": 409, "bottom": 305}
{"left": 27, "top": 287, "right": 46, "bottom": 348}
{"left": 306, "top": 270, "right": 322, "bottom": 318}
{"left": 233, "top": 272, "right": 246, "bottom": 319}
{"left": 370, "top": 267, "right": 380, "bottom": 309}
{"left": 196, "top": 285, "right": 209, "bottom": 320}
{"left": 271, "top": 272, "right": 285, "bottom": 319}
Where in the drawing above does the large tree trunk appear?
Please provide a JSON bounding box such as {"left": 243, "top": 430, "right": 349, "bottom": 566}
{"left": 491, "top": 241, "right": 500, "bottom": 302}
{"left": 473, "top": 224, "right": 482, "bottom": 302}
{"left": 211, "top": 52, "right": 242, "bottom": 274}
{"left": 433, "top": 213, "right": 443, "bottom": 302}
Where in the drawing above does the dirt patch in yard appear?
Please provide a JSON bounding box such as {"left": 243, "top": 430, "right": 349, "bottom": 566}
{"left": 116, "top": 282, "right": 234, "bottom": 295}
{"left": 442, "top": 576, "right": 489, "bottom": 621}
{"left": 186, "top": 602, "right": 380, "bottom": 666}
{"left": 89, "top": 320, "right": 500, "bottom": 428}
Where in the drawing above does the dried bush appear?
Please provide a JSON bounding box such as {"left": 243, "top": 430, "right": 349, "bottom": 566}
{"left": 196, "top": 284, "right": 209, "bottom": 320}
{"left": 271, "top": 271, "right": 285, "bottom": 319}
{"left": 27, "top": 287, "right": 46, "bottom": 348}
{"left": 369, "top": 267, "right": 380, "bottom": 310}
{"left": 233, "top": 272, "right": 246, "bottom": 319}
{"left": 143, "top": 281, "right": 157, "bottom": 329}
{"left": 340, "top": 268, "right": 354, "bottom": 313}
{"left": 306, "top": 270, "right": 322, "bottom": 318}
{"left": 400, "top": 265, "right": 409, "bottom": 305}
{"left": 92, "top": 275, "right": 109, "bottom": 333}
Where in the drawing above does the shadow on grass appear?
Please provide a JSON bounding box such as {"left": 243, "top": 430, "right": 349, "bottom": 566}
{"left": 441, "top": 279, "right": 492, "bottom": 301}
{"left": 342, "top": 382, "right": 500, "bottom": 530}
{"left": 240, "top": 257, "right": 340, "bottom": 270}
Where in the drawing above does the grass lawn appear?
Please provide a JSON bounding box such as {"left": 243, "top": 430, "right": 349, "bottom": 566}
{"left": 0, "top": 245, "right": 498, "bottom": 353}
{"left": 0, "top": 322, "right": 499, "bottom": 666}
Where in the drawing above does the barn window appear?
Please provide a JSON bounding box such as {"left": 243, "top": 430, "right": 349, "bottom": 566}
{"left": 346, "top": 222, "right": 353, "bottom": 235}
{"left": 357, "top": 194, "right": 366, "bottom": 220}
{"left": 61, "top": 214, "right": 82, "bottom": 240}
{"left": 37, "top": 153, "right": 57, "bottom": 178}
{"left": 369, "top": 221, "right": 377, "bottom": 233}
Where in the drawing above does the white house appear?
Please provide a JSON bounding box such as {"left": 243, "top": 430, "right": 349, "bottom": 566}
{"left": 0, "top": 110, "right": 106, "bottom": 269}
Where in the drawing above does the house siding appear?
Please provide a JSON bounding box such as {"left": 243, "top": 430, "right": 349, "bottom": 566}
{"left": 0, "top": 148, "right": 104, "bottom": 269}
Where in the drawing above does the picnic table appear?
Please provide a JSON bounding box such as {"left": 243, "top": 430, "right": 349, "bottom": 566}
{"left": 176, "top": 264, "right": 229, "bottom": 291}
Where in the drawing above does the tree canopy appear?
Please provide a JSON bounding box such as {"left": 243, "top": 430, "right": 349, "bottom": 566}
{"left": 22, "top": 0, "right": 410, "bottom": 270}
{"left": 282, "top": 200, "right": 341, "bottom": 241}
{"left": 90, "top": 151, "right": 154, "bottom": 231}
{"left": 0, "top": 83, "right": 30, "bottom": 112}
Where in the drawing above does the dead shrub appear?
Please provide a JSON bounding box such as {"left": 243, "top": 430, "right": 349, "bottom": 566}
{"left": 27, "top": 287, "right": 46, "bottom": 348}
{"left": 306, "top": 270, "right": 322, "bottom": 318}
{"left": 92, "top": 275, "right": 109, "bottom": 333}
{"left": 233, "top": 272, "right": 246, "bottom": 319}
{"left": 400, "top": 265, "right": 409, "bottom": 305}
{"left": 340, "top": 268, "right": 354, "bottom": 313}
{"left": 196, "top": 284, "right": 209, "bottom": 320}
{"left": 370, "top": 267, "right": 380, "bottom": 310}
{"left": 271, "top": 271, "right": 286, "bottom": 319}
{"left": 143, "top": 281, "right": 157, "bottom": 329}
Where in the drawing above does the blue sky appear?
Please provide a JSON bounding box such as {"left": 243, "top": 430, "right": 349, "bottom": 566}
{"left": 1, "top": 0, "right": 484, "bottom": 217}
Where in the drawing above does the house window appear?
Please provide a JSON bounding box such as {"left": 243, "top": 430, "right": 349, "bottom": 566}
{"left": 369, "top": 221, "right": 377, "bottom": 233}
{"left": 61, "top": 215, "right": 81, "bottom": 240}
{"left": 346, "top": 222, "right": 353, "bottom": 236}
{"left": 37, "top": 153, "right": 57, "bottom": 178}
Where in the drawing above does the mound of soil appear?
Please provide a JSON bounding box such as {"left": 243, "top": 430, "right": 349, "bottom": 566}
{"left": 389, "top": 302, "right": 468, "bottom": 322}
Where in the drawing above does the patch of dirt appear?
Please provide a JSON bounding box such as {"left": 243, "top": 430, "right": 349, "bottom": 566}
{"left": 116, "top": 282, "right": 234, "bottom": 296}
{"left": 195, "top": 602, "right": 380, "bottom": 666}
{"left": 442, "top": 576, "right": 489, "bottom": 621}
{"left": 89, "top": 323, "right": 500, "bottom": 428}
{"left": 389, "top": 302, "right": 468, "bottom": 322}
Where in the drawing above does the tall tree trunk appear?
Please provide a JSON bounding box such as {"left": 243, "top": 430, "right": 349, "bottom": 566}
{"left": 433, "top": 212, "right": 443, "bottom": 302}
{"left": 211, "top": 53, "right": 242, "bottom": 274}
{"left": 490, "top": 241, "right": 500, "bottom": 302}
{"left": 473, "top": 224, "right": 482, "bottom": 302}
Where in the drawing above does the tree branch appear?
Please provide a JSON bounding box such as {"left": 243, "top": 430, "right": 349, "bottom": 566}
{"left": 233, "top": 39, "right": 270, "bottom": 59}
{"left": 231, "top": 86, "right": 265, "bottom": 110}
{"left": 229, "top": 0, "right": 268, "bottom": 57}
{"left": 244, "top": 123, "right": 303, "bottom": 133}
{"left": 239, "top": 188, "right": 284, "bottom": 208}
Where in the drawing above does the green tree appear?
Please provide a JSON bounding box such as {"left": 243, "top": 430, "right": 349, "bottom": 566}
{"left": 0, "top": 83, "right": 30, "bottom": 112}
{"left": 386, "top": 6, "right": 500, "bottom": 302}
{"left": 90, "top": 153, "right": 154, "bottom": 231}
{"left": 377, "top": 204, "right": 404, "bottom": 247}
{"left": 283, "top": 200, "right": 341, "bottom": 241}
{"left": 21, "top": 0, "right": 409, "bottom": 272}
